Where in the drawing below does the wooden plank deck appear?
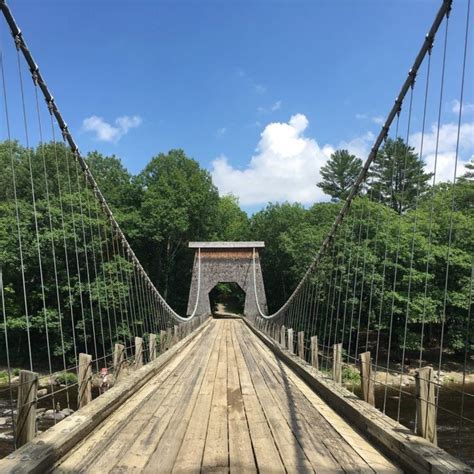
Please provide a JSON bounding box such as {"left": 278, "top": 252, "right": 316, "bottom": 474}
{"left": 53, "top": 319, "right": 400, "bottom": 473}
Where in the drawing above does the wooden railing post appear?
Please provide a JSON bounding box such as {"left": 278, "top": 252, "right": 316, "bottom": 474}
{"left": 280, "top": 325, "right": 286, "bottom": 349}
{"left": 16, "top": 370, "right": 37, "bottom": 447}
{"left": 288, "top": 328, "right": 294, "bottom": 354}
{"left": 78, "top": 353, "right": 92, "bottom": 409}
{"left": 359, "top": 351, "right": 375, "bottom": 406}
{"left": 134, "top": 336, "right": 143, "bottom": 369}
{"left": 160, "top": 330, "right": 167, "bottom": 352}
{"left": 311, "top": 336, "right": 319, "bottom": 370}
{"left": 149, "top": 333, "right": 157, "bottom": 361}
{"left": 298, "top": 331, "right": 305, "bottom": 360}
{"left": 332, "top": 343, "right": 342, "bottom": 384}
{"left": 416, "top": 366, "right": 437, "bottom": 445}
{"left": 113, "top": 343, "right": 125, "bottom": 381}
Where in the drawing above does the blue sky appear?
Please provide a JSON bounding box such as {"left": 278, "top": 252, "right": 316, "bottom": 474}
{"left": 2, "top": 0, "right": 473, "bottom": 213}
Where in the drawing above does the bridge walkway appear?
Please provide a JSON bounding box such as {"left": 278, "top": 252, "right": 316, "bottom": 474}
{"left": 54, "top": 318, "right": 399, "bottom": 473}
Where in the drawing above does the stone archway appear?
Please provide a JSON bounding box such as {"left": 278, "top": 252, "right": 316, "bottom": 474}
{"left": 186, "top": 242, "right": 268, "bottom": 317}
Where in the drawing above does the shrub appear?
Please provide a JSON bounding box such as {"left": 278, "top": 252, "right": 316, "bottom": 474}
{"left": 342, "top": 365, "right": 361, "bottom": 384}
{"left": 55, "top": 372, "right": 78, "bottom": 385}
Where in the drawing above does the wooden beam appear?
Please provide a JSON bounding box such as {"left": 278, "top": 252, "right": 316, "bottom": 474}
{"left": 149, "top": 334, "right": 157, "bottom": 361}
{"left": 359, "top": 351, "right": 375, "bottom": 406}
{"left": 113, "top": 344, "right": 125, "bottom": 381}
{"left": 310, "top": 336, "right": 319, "bottom": 370}
{"left": 134, "top": 337, "right": 143, "bottom": 369}
{"left": 16, "top": 370, "right": 38, "bottom": 447}
{"left": 287, "top": 328, "right": 294, "bottom": 354}
{"left": 298, "top": 331, "right": 305, "bottom": 360}
{"left": 78, "top": 353, "right": 92, "bottom": 409}
{"left": 416, "top": 366, "right": 437, "bottom": 445}
{"left": 332, "top": 343, "right": 342, "bottom": 384}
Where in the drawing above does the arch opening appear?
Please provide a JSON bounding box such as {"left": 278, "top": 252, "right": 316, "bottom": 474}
{"left": 209, "top": 282, "right": 245, "bottom": 317}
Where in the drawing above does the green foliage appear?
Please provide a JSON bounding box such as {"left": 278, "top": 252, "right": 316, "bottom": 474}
{"left": 369, "top": 138, "right": 432, "bottom": 214}
{"left": 342, "top": 365, "right": 361, "bottom": 384}
{"left": 55, "top": 371, "right": 78, "bottom": 385}
{"left": 317, "top": 149, "right": 362, "bottom": 201}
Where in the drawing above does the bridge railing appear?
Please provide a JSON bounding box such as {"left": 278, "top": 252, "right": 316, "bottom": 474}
{"left": 251, "top": 0, "right": 473, "bottom": 464}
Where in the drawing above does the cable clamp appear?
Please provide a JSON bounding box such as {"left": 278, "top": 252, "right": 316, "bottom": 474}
{"left": 61, "top": 125, "right": 69, "bottom": 142}
{"left": 13, "top": 33, "right": 22, "bottom": 50}
{"left": 46, "top": 97, "right": 55, "bottom": 114}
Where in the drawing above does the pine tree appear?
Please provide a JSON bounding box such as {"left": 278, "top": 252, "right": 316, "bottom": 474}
{"left": 317, "top": 149, "right": 362, "bottom": 201}
{"left": 369, "top": 137, "right": 432, "bottom": 214}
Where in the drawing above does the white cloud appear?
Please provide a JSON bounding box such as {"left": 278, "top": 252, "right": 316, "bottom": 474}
{"left": 271, "top": 100, "right": 282, "bottom": 111}
{"left": 211, "top": 114, "right": 332, "bottom": 206}
{"left": 451, "top": 99, "right": 474, "bottom": 115}
{"left": 410, "top": 121, "right": 474, "bottom": 182}
{"left": 337, "top": 131, "right": 374, "bottom": 160}
{"left": 356, "top": 113, "right": 384, "bottom": 125}
{"left": 82, "top": 114, "right": 142, "bottom": 143}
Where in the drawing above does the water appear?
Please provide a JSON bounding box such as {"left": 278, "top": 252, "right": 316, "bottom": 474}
{"left": 353, "top": 382, "right": 474, "bottom": 467}
{"left": 0, "top": 381, "right": 473, "bottom": 466}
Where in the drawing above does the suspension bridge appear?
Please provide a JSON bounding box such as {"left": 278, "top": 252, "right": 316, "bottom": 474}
{"left": 0, "top": 0, "right": 473, "bottom": 472}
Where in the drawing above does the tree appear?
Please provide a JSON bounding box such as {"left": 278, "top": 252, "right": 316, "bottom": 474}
{"left": 137, "top": 149, "right": 219, "bottom": 307}
{"left": 369, "top": 137, "right": 432, "bottom": 214}
{"left": 317, "top": 149, "right": 362, "bottom": 201}
{"left": 211, "top": 194, "right": 249, "bottom": 241}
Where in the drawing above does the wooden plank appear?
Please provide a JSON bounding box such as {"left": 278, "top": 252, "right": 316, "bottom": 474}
{"left": 55, "top": 322, "right": 216, "bottom": 473}
{"left": 2, "top": 320, "right": 212, "bottom": 473}
{"left": 160, "top": 330, "right": 167, "bottom": 352}
{"left": 16, "top": 370, "right": 38, "bottom": 447}
{"left": 113, "top": 343, "right": 125, "bottom": 381}
{"left": 332, "top": 343, "right": 342, "bottom": 384}
{"left": 287, "top": 328, "right": 294, "bottom": 354}
{"left": 134, "top": 336, "right": 143, "bottom": 369}
{"left": 78, "top": 353, "right": 92, "bottom": 409}
{"left": 234, "top": 323, "right": 313, "bottom": 473}
{"left": 248, "top": 331, "right": 399, "bottom": 474}
{"left": 113, "top": 322, "right": 221, "bottom": 472}
{"left": 230, "top": 322, "right": 285, "bottom": 473}
{"left": 298, "top": 331, "right": 305, "bottom": 360}
{"left": 226, "top": 322, "right": 257, "bottom": 473}
{"left": 310, "top": 336, "right": 318, "bottom": 370}
{"left": 239, "top": 327, "right": 345, "bottom": 472}
{"left": 201, "top": 320, "right": 229, "bottom": 472}
{"left": 242, "top": 318, "right": 469, "bottom": 473}
{"left": 171, "top": 321, "right": 225, "bottom": 473}
{"left": 359, "top": 351, "right": 375, "bottom": 406}
{"left": 416, "top": 366, "right": 437, "bottom": 445}
{"left": 149, "top": 333, "right": 157, "bottom": 361}
{"left": 280, "top": 325, "right": 286, "bottom": 349}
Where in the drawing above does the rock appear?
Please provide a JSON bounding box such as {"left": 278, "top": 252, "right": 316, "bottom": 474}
{"left": 42, "top": 410, "right": 65, "bottom": 421}
{"left": 37, "top": 388, "right": 48, "bottom": 397}
{"left": 38, "top": 377, "right": 51, "bottom": 389}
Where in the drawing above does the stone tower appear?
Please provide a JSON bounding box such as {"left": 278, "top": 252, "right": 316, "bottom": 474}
{"left": 186, "top": 242, "right": 268, "bottom": 317}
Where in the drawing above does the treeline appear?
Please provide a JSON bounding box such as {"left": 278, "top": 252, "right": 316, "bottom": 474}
{"left": 0, "top": 139, "right": 472, "bottom": 368}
